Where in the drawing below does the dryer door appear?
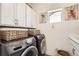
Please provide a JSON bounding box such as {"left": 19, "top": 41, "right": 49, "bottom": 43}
{"left": 40, "top": 39, "right": 46, "bottom": 55}
{"left": 21, "top": 46, "right": 38, "bottom": 56}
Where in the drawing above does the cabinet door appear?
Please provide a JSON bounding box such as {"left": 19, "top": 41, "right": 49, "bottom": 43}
{"left": 16, "top": 3, "right": 26, "bottom": 27}
{"left": 31, "top": 9, "right": 38, "bottom": 28}
{"left": 26, "top": 5, "right": 32, "bottom": 27}
{"left": 1, "top": 3, "right": 15, "bottom": 25}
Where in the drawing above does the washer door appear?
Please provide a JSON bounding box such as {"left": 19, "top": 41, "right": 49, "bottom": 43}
{"left": 21, "top": 46, "right": 38, "bottom": 56}
{"left": 40, "top": 39, "right": 46, "bottom": 54}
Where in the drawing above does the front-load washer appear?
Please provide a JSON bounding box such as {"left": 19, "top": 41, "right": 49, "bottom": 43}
{"left": 1, "top": 37, "right": 38, "bottom": 56}
{"left": 34, "top": 34, "right": 46, "bottom": 56}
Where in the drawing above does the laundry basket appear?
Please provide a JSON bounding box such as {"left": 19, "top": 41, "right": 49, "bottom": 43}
{"left": 57, "top": 50, "right": 70, "bottom": 56}
{"left": 0, "top": 30, "right": 28, "bottom": 42}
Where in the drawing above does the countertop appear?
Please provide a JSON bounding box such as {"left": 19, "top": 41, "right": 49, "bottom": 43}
{"left": 0, "top": 24, "right": 36, "bottom": 29}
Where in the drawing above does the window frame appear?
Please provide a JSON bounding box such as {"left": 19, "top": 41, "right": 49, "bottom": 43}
{"left": 48, "top": 8, "right": 62, "bottom": 23}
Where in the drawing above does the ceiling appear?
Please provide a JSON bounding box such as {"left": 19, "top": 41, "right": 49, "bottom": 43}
{"left": 29, "top": 3, "right": 76, "bottom": 13}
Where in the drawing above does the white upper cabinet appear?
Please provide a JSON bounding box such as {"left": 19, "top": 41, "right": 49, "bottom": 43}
{"left": 1, "top": 3, "right": 15, "bottom": 26}
{"left": 26, "top": 5, "right": 32, "bottom": 27}
{"left": 16, "top": 3, "right": 26, "bottom": 27}
{"left": 0, "top": 3, "right": 26, "bottom": 27}
{"left": 26, "top": 5, "right": 38, "bottom": 28}
{"left": 0, "top": 3, "right": 38, "bottom": 28}
{"left": 31, "top": 9, "right": 37, "bottom": 28}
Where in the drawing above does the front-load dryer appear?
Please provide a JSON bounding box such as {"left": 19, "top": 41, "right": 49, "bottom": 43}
{"left": 34, "top": 34, "right": 46, "bottom": 56}
{"left": 1, "top": 37, "right": 38, "bottom": 56}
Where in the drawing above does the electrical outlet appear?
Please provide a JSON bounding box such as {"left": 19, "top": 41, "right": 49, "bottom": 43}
{"left": 52, "top": 24, "right": 54, "bottom": 28}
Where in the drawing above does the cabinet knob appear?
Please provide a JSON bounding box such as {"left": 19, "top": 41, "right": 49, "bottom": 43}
{"left": 14, "top": 19, "right": 18, "bottom": 26}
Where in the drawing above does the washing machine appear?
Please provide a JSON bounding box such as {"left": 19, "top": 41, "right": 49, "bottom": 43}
{"left": 1, "top": 37, "right": 38, "bottom": 56}
{"left": 34, "top": 34, "right": 46, "bottom": 56}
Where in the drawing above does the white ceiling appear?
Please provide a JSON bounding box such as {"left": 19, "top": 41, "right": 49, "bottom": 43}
{"left": 29, "top": 3, "right": 76, "bottom": 13}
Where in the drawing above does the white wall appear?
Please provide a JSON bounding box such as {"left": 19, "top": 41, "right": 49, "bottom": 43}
{"left": 37, "top": 20, "right": 79, "bottom": 55}
{"left": 36, "top": 4, "right": 79, "bottom": 55}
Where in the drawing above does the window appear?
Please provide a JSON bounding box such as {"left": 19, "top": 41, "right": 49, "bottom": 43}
{"left": 48, "top": 8, "right": 62, "bottom": 23}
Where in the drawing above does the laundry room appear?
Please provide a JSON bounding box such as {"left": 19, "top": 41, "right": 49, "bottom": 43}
{"left": 0, "top": 2, "right": 79, "bottom": 56}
